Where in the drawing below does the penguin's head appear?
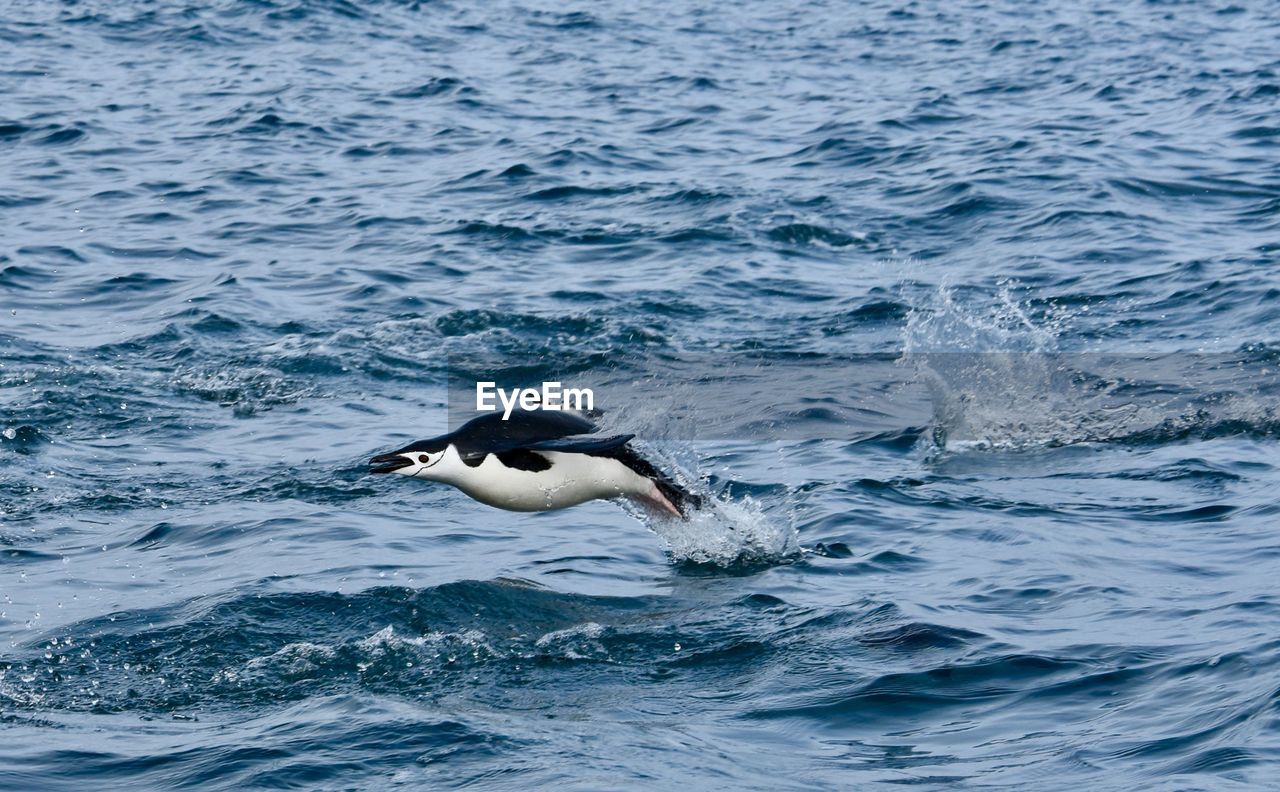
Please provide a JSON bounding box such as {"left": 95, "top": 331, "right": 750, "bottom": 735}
{"left": 370, "top": 440, "right": 450, "bottom": 479}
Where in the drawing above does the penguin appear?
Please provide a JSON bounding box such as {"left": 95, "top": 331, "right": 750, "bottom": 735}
{"left": 370, "top": 409, "right": 699, "bottom": 518}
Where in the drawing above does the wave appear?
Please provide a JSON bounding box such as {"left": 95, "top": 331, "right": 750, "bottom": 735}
{"left": 0, "top": 581, "right": 629, "bottom": 713}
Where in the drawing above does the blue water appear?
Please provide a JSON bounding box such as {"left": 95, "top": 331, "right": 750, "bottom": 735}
{"left": 4, "top": 0, "right": 1280, "bottom": 788}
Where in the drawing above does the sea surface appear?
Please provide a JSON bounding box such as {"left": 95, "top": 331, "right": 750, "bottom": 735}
{"left": 4, "top": 1, "right": 1280, "bottom": 789}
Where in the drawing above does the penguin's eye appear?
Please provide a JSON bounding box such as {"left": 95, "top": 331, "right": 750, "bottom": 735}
{"left": 418, "top": 454, "right": 430, "bottom": 464}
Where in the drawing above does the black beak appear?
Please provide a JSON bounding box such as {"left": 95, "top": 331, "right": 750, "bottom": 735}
{"left": 369, "top": 451, "right": 413, "bottom": 474}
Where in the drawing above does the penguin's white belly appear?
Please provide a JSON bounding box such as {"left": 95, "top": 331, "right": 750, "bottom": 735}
{"left": 449, "top": 452, "right": 651, "bottom": 512}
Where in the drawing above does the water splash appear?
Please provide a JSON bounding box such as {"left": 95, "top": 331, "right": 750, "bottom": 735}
{"left": 902, "top": 283, "right": 1280, "bottom": 453}
{"left": 902, "top": 281, "right": 1069, "bottom": 453}
{"left": 622, "top": 487, "right": 799, "bottom": 568}
{"left": 903, "top": 280, "right": 1063, "bottom": 356}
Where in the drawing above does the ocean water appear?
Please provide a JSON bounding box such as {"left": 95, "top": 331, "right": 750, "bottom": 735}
{"left": 4, "top": 0, "right": 1280, "bottom": 788}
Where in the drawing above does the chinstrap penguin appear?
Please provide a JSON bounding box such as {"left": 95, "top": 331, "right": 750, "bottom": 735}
{"left": 369, "top": 410, "right": 700, "bottom": 518}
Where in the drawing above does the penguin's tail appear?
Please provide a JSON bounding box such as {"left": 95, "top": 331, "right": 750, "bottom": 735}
{"left": 650, "top": 472, "right": 702, "bottom": 519}
{"left": 594, "top": 444, "right": 702, "bottom": 520}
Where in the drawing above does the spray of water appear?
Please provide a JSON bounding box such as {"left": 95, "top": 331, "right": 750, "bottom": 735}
{"left": 621, "top": 489, "right": 800, "bottom": 568}
{"left": 582, "top": 391, "right": 802, "bottom": 568}
{"left": 901, "top": 281, "right": 1280, "bottom": 454}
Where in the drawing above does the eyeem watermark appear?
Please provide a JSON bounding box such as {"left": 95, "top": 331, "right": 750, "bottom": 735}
{"left": 476, "top": 381, "right": 595, "bottom": 420}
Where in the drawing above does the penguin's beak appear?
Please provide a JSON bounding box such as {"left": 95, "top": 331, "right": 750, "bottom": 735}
{"left": 369, "top": 451, "right": 413, "bottom": 474}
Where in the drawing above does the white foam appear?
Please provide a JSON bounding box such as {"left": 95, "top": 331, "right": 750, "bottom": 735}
{"left": 625, "top": 490, "right": 800, "bottom": 567}
{"left": 534, "top": 622, "right": 611, "bottom": 661}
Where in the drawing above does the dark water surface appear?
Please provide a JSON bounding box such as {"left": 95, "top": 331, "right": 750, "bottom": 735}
{"left": 4, "top": 1, "right": 1280, "bottom": 788}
